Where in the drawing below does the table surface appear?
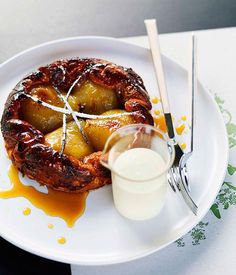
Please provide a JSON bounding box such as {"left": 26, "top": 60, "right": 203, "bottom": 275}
{"left": 0, "top": 0, "right": 236, "bottom": 62}
{"left": 1, "top": 26, "right": 236, "bottom": 274}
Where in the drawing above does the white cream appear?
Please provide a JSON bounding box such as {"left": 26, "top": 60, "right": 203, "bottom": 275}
{"left": 111, "top": 147, "right": 168, "bottom": 220}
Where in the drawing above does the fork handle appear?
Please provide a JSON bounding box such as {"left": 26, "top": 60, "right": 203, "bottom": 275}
{"left": 164, "top": 113, "right": 175, "bottom": 139}
{"left": 145, "top": 19, "right": 170, "bottom": 114}
{"left": 188, "top": 34, "right": 197, "bottom": 153}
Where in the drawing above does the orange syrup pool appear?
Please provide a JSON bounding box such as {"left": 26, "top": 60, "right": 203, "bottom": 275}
{"left": 0, "top": 165, "right": 88, "bottom": 228}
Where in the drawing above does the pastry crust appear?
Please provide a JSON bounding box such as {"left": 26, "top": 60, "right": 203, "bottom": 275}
{"left": 1, "top": 58, "right": 153, "bottom": 192}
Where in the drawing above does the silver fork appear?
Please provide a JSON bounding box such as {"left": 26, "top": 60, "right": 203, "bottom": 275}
{"left": 171, "top": 34, "right": 198, "bottom": 215}
{"left": 145, "top": 19, "right": 198, "bottom": 215}
{"left": 179, "top": 34, "right": 197, "bottom": 193}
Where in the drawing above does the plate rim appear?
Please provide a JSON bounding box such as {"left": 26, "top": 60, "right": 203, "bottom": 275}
{"left": 0, "top": 36, "right": 229, "bottom": 265}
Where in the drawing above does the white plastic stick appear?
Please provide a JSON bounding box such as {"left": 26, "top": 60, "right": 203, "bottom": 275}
{"left": 144, "top": 19, "right": 170, "bottom": 113}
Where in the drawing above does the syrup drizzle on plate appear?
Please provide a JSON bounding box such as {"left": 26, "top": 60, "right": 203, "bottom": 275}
{"left": 0, "top": 165, "right": 88, "bottom": 227}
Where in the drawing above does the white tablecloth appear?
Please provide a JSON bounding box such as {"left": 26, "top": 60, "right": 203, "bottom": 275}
{"left": 72, "top": 27, "right": 236, "bottom": 275}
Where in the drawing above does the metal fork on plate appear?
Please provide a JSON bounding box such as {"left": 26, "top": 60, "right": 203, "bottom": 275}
{"left": 179, "top": 33, "right": 196, "bottom": 194}
{"left": 145, "top": 19, "right": 198, "bottom": 215}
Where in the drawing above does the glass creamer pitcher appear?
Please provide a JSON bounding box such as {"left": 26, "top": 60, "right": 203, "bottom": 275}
{"left": 101, "top": 124, "right": 175, "bottom": 220}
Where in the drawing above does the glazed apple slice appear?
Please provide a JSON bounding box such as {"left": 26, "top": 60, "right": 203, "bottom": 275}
{"left": 44, "top": 121, "right": 94, "bottom": 159}
{"left": 84, "top": 109, "right": 136, "bottom": 151}
{"left": 71, "top": 81, "right": 119, "bottom": 114}
{"left": 19, "top": 85, "right": 81, "bottom": 134}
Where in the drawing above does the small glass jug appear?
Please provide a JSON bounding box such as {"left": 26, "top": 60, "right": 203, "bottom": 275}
{"left": 101, "top": 124, "right": 175, "bottom": 220}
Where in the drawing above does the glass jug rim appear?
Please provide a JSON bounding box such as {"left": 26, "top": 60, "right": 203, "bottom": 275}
{"left": 100, "top": 124, "right": 175, "bottom": 182}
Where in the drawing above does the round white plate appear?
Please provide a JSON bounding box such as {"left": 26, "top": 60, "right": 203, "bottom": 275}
{"left": 0, "top": 37, "right": 228, "bottom": 265}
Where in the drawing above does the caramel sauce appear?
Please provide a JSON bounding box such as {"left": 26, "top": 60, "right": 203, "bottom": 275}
{"left": 151, "top": 97, "right": 160, "bottom": 104}
{"left": 180, "top": 143, "right": 187, "bottom": 150}
{"left": 154, "top": 109, "right": 161, "bottom": 116}
{"left": 48, "top": 223, "right": 54, "bottom": 229}
{"left": 153, "top": 114, "right": 188, "bottom": 138}
{"left": 23, "top": 207, "right": 31, "bottom": 216}
{"left": 176, "top": 123, "right": 185, "bottom": 135}
{"left": 57, "top": 236, "right": 66, "bottom": 244}
{"left": 0, "top": 165, "right": 88, "bottom": 227}
{"left": 153, "top": 114, "right": 167, "bottom": 133}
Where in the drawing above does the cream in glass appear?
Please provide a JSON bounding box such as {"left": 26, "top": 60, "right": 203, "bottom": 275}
{"left": 101, "top": 124, "right": 175, "bottom": 221}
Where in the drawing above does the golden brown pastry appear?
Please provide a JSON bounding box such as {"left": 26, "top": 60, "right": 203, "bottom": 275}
{"left": 1, "top": 58, "right": 153, "bottom": 192}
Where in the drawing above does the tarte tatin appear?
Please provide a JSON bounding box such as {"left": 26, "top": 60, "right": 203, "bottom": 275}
{"left": 1, "top": 58, "right": 153, "bottom": 192}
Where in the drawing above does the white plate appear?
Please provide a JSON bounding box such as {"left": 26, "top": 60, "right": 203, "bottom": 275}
{"left": 0, "top": 37, "right": 228, "bottom": 265}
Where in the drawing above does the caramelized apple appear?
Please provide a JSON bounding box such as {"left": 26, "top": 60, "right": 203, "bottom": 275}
{"left": 45, "top": 121, "right": 94, "bottom": 159}
{"left": 20, "top": 86, "right": 79, "bottom": 134}
{"left": 84, "top": 109, "right": 136, "bottom": 151}
{"left": 71, "top": 81, "right": 119, "bottom": 114}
